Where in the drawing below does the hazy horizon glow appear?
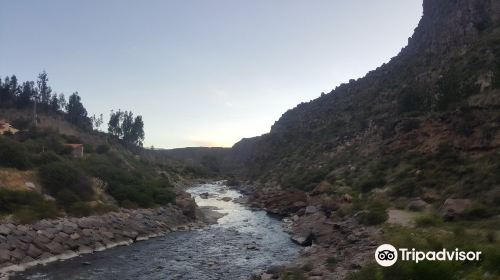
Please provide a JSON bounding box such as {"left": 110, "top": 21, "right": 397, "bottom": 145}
{"left": 0, "top": 1, "right": 423, "bottom": 148}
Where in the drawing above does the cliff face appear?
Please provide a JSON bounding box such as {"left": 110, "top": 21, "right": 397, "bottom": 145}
{"left": 223, "top": 0, "right": 500, "bottom": 195}
{"left": 406, "top": 0, "right": 500, "bottom": 56}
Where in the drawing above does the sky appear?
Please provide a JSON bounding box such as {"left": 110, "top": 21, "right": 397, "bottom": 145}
{"left": 0, "top": 0, "right": 423, "bottom": 149}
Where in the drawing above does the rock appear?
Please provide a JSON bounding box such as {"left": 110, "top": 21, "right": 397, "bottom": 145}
{"left": 305, "top": 206, "right": 318, "bottom": 215}
{"left": 293, "top": 201, "right": 307, "bottom": 208}
{"left": 25, "top": 182, "right": 37, "bottom": 190}
{"left": 221, "top": 197, "right": 232, "bottom": 202}
{"left": 261, "top": 273, "right": 273, "bottom": 280}
{"left": 199, "top": 192, "right": 210, "bottom": 199}
{"left": 45, "top": 241, "right": 66, "bottom": 255}
{"left": 175, "top": 196, "right": 197, "bottom": 219}
{"left": 440, "top": 198, "right": 472, "bottom": 220}
{"left": 407, "top": 198, "right": 430, "bottom": 212}
{"left": 26, "top": 244, "right": 43, "bottom": 259}
{"left": 0, "top": 249, "right": 10, "bottom": 263}
{"left": 8, "top": 249, "right": 25, "bottom": 261}
{"left": 291, "top": 231, "right": 314, "bottom": 246}
{"left": 0, "top": 225, "right": 11, "bottom": 236}
{"left": 341, "top": 194, "right": 353, "bottom": 203}
{"left": 70, "top": 233, "right": 81, "bottom": 240}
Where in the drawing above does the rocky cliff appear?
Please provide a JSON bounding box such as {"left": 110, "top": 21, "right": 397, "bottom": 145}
{"left": 223, "top": 0, "right": 500, "bottom": 197}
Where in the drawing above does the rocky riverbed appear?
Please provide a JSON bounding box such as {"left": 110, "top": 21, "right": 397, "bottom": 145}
{"left": 10, "top": 182, "right": 300, "bottom": 279}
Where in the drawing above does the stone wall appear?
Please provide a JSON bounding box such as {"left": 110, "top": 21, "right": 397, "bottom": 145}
{"left": 0, "top": 205, "right": 202, "bottom": 277}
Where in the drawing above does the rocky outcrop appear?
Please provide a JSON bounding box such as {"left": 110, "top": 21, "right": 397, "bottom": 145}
{"left": 249, "top": 187, "right": 307, "bottom": 216}
{"left": 0, "top": 205, "right": 203, "bottom": 276}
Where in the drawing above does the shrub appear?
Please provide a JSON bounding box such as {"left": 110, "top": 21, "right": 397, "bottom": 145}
{"left": 415, "top": 213, "right": 443, "bottom": 227}
{"left": 39, "top": 162, "right": 94, "bottom": 201}
{"left": 0, "top": 139, "right": 31, "bottom": 169}
{"left": 55, "top": 189, "right": 81, "bottom": 207}
{"left": 67, "top": 202, "right": 93, "bottom": 217}
{"left": 0, "top": 189, "right": 58, "bottom": 223}
{"left": 358, "top": 202, "right": 388, "bottom": 225}
{"left": 358, "top": 174, "right": 386, "bottom": 193}
{"left": 96, "top": 144, "right": 110, "bottom": 154}
{"left": 464, "top": 203, "right": 496, "bottom": 220}
{"left": 32, "top": 151, "right": 62, "bottom": 166}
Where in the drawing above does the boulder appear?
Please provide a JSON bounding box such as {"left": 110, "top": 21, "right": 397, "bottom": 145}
{"left": 440, "top": 199, "right": 472, "bottom": 220}
{"left": 45, "top": 241, "right": 65, "bottom": 255}
{"left": 407, "top": 198, "right": 430, "bottom": 212}
{"left": 26, "top": 244, "right": 43, "bottom": 259}
{"left": 175, "top": 196, "right": 197, "bottom": 219}
{"left": 0, "top": 249, "right": 10, "bottom": 263}
{"left": 291, "top": 231, "right": 314, "bottom": 246}
{"left": 199, "top": 192, "right": 210, "bottom": 199}
{"left": 0, "top": 225, "right": 11, "bottom": 235}
{"left": 305, "top": 206, "right": 318, "bottom": 215}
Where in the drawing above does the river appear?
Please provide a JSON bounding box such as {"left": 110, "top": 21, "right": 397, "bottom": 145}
{"left": 12, "top": 182, "right": 300, "bottom": 280}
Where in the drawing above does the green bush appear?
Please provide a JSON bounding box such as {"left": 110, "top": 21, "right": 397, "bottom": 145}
{"left": 0, "top": 189, "right": 58, "bottom": 223}
{"left": 78, "top": 155, "right": 175, "bottom": 207}
{"left": 358, "top": 202, "right": 388, "bottom": 225}
{"left": 0, "top": 139, "right": 31, "bottom": 169}
{"left": 415, "top": 213, "right": 443, "bottom": 227}
{"left": 464, "top": 203, "right": 496, "bottom": 220}
{"left": 67, "top": 201, "right": 93, "bottom": 217}
{"left": 39, "top": 162, "right": 94, "bottom": 201}
{"left": 32, "top": 151, "right": 63, "bottom": 166}
{"left": 358, "top": 174, "right": 386, "bottom": 193}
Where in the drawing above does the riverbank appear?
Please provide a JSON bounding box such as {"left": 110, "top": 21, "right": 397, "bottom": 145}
{"left": 245, "top": 185, "right": 381, "bottom": 280}
{"left": 0, "top": 204, "right": 204, "bottom": 279}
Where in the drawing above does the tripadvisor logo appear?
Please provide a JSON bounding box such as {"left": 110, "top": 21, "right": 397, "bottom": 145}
{"left": 374, "top": 244, "right": 482, "bottom": 267}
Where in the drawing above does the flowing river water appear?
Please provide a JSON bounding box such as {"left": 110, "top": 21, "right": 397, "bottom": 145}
{"left": 13, "top": 182, "right": 300, "bottom": 280}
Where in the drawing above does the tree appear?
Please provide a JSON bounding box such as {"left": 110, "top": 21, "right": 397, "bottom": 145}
{"left": 108, "top": 110, "right": 145, "bottom": 146}
{"left": 37, "top": 71, "right": 52, "bottom": 108}
{"left": 121, "top": 111, "right": 134, "bottom": 143}
{"left": 57, "top": 93, "right": 67, "bottom": 112}
{"left": 90, "top": 113, "right": 104, "bottom": 131}
{"left": 66, "top": 92, "right": 90, "bottom": 129}
{"left": 108, "top": 110, "right": 123, "bottom": 137}
{"left": 0, "top": 75, "right": 18, "bottom": 107}
{"left": 130, "top": 115, "right": 145, "bottom": 146}
{"left": 17, "top": 81, "right": 35, "bottom": 108}
{"left": 49, "top": 93, "right": 60, "bottom": 112}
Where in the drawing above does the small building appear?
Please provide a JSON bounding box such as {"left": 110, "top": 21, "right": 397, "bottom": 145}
{"left": 64, "top": 144, "right": 84, "bottom": 158}
{"left": 0, "top": 120, "right": 19, "bottom": 135}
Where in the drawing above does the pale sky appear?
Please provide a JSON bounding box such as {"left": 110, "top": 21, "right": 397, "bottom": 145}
{"left": 0, "top": 0, "right": 423, "bottom": 148}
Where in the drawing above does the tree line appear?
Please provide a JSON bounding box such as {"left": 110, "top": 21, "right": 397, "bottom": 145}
{"left": 0, "top": 71, "right": 145, "bottom": 147}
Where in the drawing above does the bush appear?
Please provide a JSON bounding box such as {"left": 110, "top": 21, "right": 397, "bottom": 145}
{"left": 0, "top": 189, "right": 58, "bottom": 223}
{"left": 96, "top": 144, "right": 110, "bottom": 154}
{"left": 415, "top": 213, "right": 443, "bottom": 227}
{"left": 67, "top": 201, "right": 93, "bottom": 217}
{"left": 0, "top": 139, "right": 31, "bottom": 169}
{"left": 32, "top": 151, "right": 62, "bottom": 166}
{"left": 464, "top": 203, "right": 496, "bottom": 220}
{"left": 39, "top": 162, "right": 94, "bottom": 201}
{"left": 358, "top": 174, "right": 386, "bottom": 193}
{"left": 358, "top": 202, "right": 388, "bottom": 225}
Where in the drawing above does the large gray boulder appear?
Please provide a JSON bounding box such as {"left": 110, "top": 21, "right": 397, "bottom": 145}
{"left": 440, "top": 199, "right": 472, "bottom": 220}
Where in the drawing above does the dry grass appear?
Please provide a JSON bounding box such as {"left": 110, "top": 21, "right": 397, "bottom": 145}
{"left": 0, "top": 168, "right": 40, "bottom": 191}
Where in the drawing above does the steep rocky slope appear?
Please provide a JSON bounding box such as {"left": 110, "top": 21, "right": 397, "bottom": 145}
{"left": 223, "top": 0, "right": 500, "bottom": 199}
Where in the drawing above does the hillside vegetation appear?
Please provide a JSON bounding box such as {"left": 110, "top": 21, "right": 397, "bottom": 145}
{"left": 0, "top": 74, "right": 182, "bottom": 224}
